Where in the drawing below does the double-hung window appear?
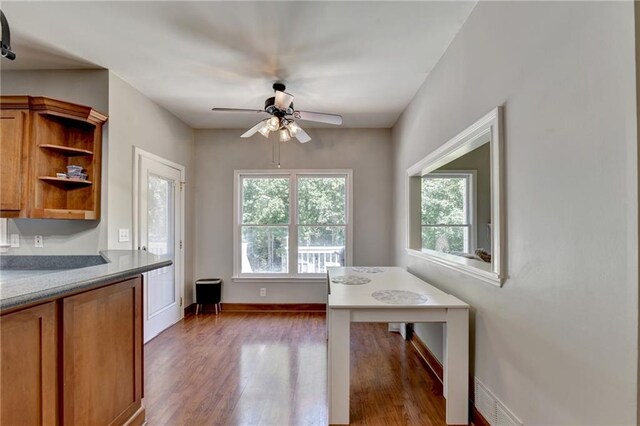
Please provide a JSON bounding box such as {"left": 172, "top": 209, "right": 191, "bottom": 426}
{"left": 421, "top": 171, "right": 476, "bottom": 254}
{"left": 234, "top": 170, "right": 352, "bottom": 279}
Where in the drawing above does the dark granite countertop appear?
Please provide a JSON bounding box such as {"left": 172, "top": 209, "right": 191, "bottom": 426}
{"left": 0, "top": 250, "right": 172, "bottom": 312}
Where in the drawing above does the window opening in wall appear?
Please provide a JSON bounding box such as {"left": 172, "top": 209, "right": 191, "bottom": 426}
{"left": 405, "top": 107, "right": 504, "bottom": 286}
{"left": 235, "top": 170, "right": 352, "bottom": 280}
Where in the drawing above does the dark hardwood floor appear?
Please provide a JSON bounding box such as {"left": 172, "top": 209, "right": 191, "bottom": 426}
{"left": 144, "top": 312, "right": 446, "bottom": 425}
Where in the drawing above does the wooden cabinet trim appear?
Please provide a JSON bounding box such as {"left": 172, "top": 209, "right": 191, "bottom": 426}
{"left": 28, "top": 97, "right": 107, "bottom": 125}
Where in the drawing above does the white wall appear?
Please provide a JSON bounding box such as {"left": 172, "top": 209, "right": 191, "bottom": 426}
{"left": 392, "top": 2, "right": 637, "bottom": 424}
{"left": 107, "top": 73, "right": 195, "bottom": 304}
{"left": 0, "top": 69, "right": 109, "bottom": 254}
{"left": 194, "top": 128, "right": 393, "bottom": 303}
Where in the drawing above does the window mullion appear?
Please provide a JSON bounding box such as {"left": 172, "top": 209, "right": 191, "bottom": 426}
{"left": 289, "top": 173, "right": 298, "bottom": 277}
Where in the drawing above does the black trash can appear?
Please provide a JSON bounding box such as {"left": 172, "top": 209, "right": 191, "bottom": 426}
{"left": 195, "top": 278, "right": 222, "bottom": 315}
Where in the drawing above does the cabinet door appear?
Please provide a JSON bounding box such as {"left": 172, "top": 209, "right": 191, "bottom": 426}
{"left": 63, "top": 277, "right": 144, "bottom": 426}
{"left": 0, "top": 302, "right": 57, "bottom": 426}
{"left": 0, "top": 110, "right": 25, "bottom": 211}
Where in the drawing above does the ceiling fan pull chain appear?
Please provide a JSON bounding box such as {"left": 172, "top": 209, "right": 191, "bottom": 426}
{"left": 271, "top": 137, "right": 281, "bottom": 168}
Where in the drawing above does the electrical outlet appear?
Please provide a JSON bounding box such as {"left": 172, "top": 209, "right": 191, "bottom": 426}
{"left": 118, "top": 228, "right": 130, "bottom": 242}
{"left": 10, "top": 234, "right": 19, "bottom": 248}
{"left": 35, "top": 235, "right": 43, "bottom": 248}
{"left": 260, "top": 288, "right": 266, "bottom": 297}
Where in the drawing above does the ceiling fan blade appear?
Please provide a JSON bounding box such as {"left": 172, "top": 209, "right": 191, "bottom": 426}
{"left": 275, "top": 91, "right": 294, "bottom": 110}
{"left": 294, "top": 127, "right": 312, "bottom": 144}
{"left": 212, "top": 107, "right": 266, "bottom": 114}
{"left": 294, "top": 110, "right": 343, "bottom": 126}
{"left": 240, "top": 119, "right": 267, "bottom": 138}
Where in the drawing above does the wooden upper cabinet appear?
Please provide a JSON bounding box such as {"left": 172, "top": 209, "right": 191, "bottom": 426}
{"left": 0, "top": 96, "right": 108, "bottom": 220}
{"left": 0, "top": 107, "right": 26, "bottom": 212}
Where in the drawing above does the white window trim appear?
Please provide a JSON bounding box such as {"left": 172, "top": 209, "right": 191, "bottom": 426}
{"left": 232, "top": 169, "right": 353, "bottom": 281}
{"left": 421, "top": 170, "right": 477, "bottom": 253}
{"left": 405, "top": 106, "right": 504, "bottom": 287}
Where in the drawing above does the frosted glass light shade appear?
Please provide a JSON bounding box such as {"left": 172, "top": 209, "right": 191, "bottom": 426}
{"left": 279, "top": 128, "right": 291, "bottom": 142}
{"left": 267, "top": 116, "right": 280, "bottom": 131}
{"left": 258, "top": 124, "right": 271, "bottom": 138}
{"left": 288, "top": 121, "right": 302, "bottom": 135}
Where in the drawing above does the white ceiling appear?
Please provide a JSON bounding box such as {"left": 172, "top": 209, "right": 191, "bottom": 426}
{"left": 1, "top": 1, "right": 476, "bottom": 129}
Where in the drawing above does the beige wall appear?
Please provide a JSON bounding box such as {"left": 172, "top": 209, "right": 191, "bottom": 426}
{"left": 0, "top": 70, "right": 109, "bottom": 254}
{"left": 194, "top": 128, "right": 393, "bottom": 303}
{"left": 107, "top": 73, "right": 196, "bottom": 304}
{"left": 636, "top": 1, "right": 640, "bottom": 419}
{"left": 392, "top": 1, "right": 637, "bottom": 424}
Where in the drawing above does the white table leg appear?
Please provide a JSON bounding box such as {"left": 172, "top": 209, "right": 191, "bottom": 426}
{"left": 328, "top": 308, "right": 350, "bottom": 425}
{"left": 444, "top": 308, "right": 469, "bottom": 424}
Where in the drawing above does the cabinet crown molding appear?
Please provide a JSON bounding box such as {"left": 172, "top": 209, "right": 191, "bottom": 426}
{"left": 0, "top": 95, "right": 108, "bottom": 125}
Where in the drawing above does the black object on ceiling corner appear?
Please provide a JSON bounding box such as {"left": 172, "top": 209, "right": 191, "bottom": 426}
{"left": 1, "top": 10, "right": 16, "bottom": 60}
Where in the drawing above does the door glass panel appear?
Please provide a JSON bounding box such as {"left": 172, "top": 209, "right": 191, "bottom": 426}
{"left": 147, "top": 173, "right": 175, "bottom": 316}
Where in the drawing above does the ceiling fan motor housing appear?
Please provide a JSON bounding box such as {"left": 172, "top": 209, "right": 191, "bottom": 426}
{"left": 265, "top": 96, "right": 294, "bottom": 116}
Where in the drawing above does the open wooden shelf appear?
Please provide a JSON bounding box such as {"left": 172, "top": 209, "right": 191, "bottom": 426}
{"left": 40, "top": 144, "right": 93, "bottom": 156}
{"left": 1, "top": 96, "right": 107, "bottom": 220}
{"left": 38, "top": 176, "right": 92, "bottom": 187}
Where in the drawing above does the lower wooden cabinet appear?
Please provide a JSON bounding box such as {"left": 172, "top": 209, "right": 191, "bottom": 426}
{"left": 62, "top": 277, "right": 143, "bottom": 425}
{"left": 0, "top": 276, "right": 144, "bottom": 426}
{"left": 0, "top": 302, "right": 58, "bottom": 426}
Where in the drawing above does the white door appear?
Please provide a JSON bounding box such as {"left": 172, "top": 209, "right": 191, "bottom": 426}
{"left": 138, "top": 153, "right": 183, "bottom": 343}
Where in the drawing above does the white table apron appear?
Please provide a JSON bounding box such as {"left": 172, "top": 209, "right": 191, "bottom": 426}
{"left": 327, "top": 267, "right": 469, "bottom": 425}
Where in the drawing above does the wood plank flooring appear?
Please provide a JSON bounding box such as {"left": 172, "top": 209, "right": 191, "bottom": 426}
{"left": 144, "top": 312, "right": 447, "bottom": 425}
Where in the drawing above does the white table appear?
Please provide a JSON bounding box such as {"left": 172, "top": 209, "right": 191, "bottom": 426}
{"left": 327, "top": 267, "right": 469, "bottom": 425}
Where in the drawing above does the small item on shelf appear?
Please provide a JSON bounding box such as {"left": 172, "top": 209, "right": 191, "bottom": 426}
{"left": 56, "top": 172, "right": 67, "bottom": 179}
{"left": 66, "top": 165, "right": 85, "bottom": 180}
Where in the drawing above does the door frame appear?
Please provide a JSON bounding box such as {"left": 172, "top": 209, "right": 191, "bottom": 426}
{"left": 132, "top": 147, "right": 186, "bottom": 322}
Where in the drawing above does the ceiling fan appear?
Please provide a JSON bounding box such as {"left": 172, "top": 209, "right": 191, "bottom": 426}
{"left": 212, "top": 82, "right": 343, "bottom": 143}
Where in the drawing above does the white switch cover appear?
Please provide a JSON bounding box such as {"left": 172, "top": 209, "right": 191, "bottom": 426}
{"left": 118, "top": 228, "right": 130, "bottom": 242}
{"left": 10, "top": 234, "right": 19, "bottom": 247}
{"left": 35, "top": 235, "right": 43, "bottom": 248}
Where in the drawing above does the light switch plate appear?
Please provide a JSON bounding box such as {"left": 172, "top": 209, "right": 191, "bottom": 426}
{"left": 118, "top": 228, "right": 130, "bottom": 242}
{"left": 10, "top": 234, "right": 19, "bottom": 248}
{"left": 35, "top": 235, "right": 43, "bottom": 248}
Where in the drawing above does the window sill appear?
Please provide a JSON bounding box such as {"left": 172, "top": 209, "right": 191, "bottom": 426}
{"left": 406, "top": 248, "right": 503, "bottom": 287}
{"left": 232, "top": 276, "right": 327, "bottom": 284}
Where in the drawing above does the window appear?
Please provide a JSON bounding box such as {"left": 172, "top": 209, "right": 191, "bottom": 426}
{"left": 421, "top": 172, "right": 475, "bottom": 254}
{"left": 234, "top": 170, "right": 352, "bottom": 279}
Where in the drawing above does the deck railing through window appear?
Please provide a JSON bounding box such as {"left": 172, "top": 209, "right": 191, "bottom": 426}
{"left": 297, "top": 246, "right": 344, "bottom": 273}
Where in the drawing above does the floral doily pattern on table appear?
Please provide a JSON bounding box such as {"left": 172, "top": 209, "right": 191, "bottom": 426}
{"left": 351, "top": 267, "right": 385, "bottom": 273}
{"left": 331, "top": 275, "right": 371, "bottom": 285}
{"left": 371, "top": 290, "right": 428, "bottom": 305}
